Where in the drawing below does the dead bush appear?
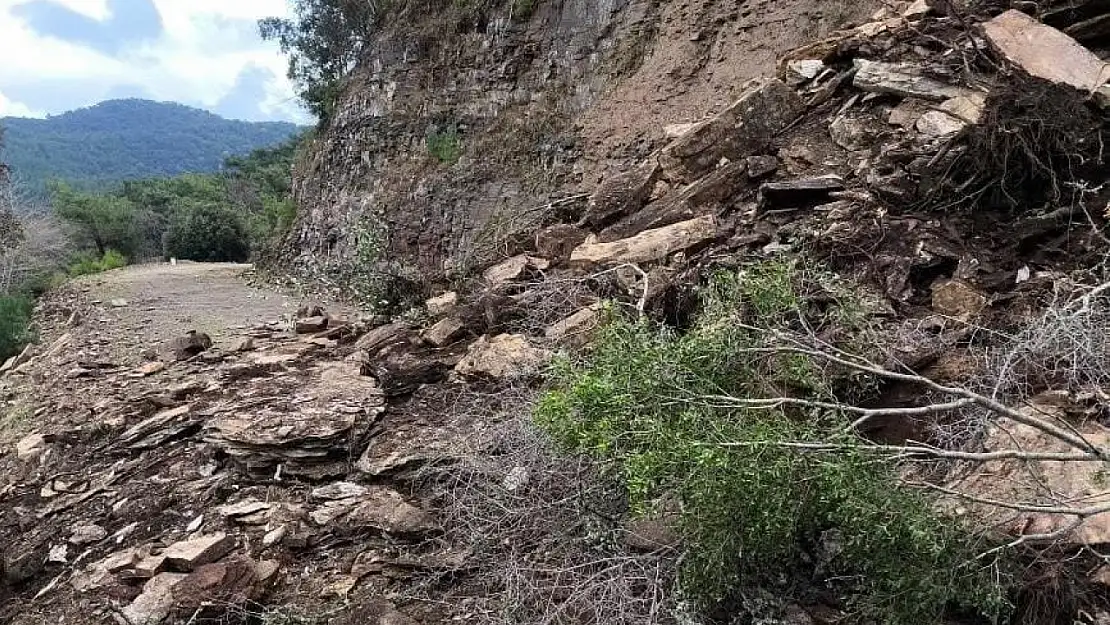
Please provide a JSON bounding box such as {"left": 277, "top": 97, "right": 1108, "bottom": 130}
{"left": 923, "top": 76, "right": 1107, "bottom": 213}
{"left": 409, "top": 387, "right": 679, "bottom": 625}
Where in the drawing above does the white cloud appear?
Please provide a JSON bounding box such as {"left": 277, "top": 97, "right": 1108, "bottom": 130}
{"left": 0, "top": 90, "right": 43, "bottom": 117}
{"left": 0, "top": 0, "right": 309, "bottom": 122}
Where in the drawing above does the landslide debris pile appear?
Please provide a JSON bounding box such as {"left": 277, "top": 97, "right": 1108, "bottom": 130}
{"left": 3, "top": 3, "right": 1110, "bottom": 625}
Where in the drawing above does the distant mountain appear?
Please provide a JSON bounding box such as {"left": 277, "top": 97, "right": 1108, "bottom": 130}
{"left": 0, "top": 99, "right": 301, "bottom": 195}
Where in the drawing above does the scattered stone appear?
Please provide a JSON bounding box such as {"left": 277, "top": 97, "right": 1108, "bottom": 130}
{"left": 916, "top": 92, "right": 987, "bottom": 137}
{"left": 47, "top": 543, "right": 68, "bottom": 564}
{"left": 454, "top": 334, "right": 552, "bottom": 381}
{"left": 583, "top": 160, "right": 661, "bottom": 227}
{"left": 422, "top": 316, "right": 467, "bottom": 347}
{"left": 295, "top": 316, "right": 329, "bottom": 334}
{"left": 983, "top": 10, "right": 1109, "bottom": 92}
{"left": 262, "top": 526, "right": 287, "bottom": 548}
{"left": 312, "top": 482, "right": 370, "bottom": 501}
{"left": 659, "top": 79, "right": 805, "bottom": 181}
{"left": 346, "top": 488, "right": 439, "bottom": 535}
{"left": 228, "top": 337, "right": 255, "bottom": 353}
{"left": 663, "top": 122, "right": 697, "bottom": 138}
{"left": 744, "top": 155, "right": 779, "bottom": 179}
{"left": 135, "top": 361, "right": 166, "bottom": 377}
{"left": 570, "top": 215, "right": 719, "bottom": 267}
{"left": 931, "top": 279, "right": 988, "bottom": 319}
{"left": 624, "top": 517, "right": 680, "bottom": 552}
{"left": 368, "top": 345, "right": 455, "bottom": 397}
{"left": 218, "top": 500, "right": 273, "bottom": 520}
{"left": 72, "top": 548, "right": 142, "bottom": 591}
{"left": 425, "top": 291, "right": 459, "bottom": 317}
{"left": 121, "top": 572, "right": 187, "bottom": 625}
{"left": 167, "top": 331, "right": 212, "bottom": 361}
{"left": 15, "top": 432, "right": 46, "bottom": 461}
{"left": 785, "top": 59, "right": 825, "bottom": 86}
{"left": 535, "top": 224, "right": 589, "bottom": 263}
{"left": 0, "top": 343, "right": 33, "bottom": 373}
{"left": 69, "top": 524, "right": 108, "bottom": 546}
{"left": 111, "top": 299, "right": 129, "bottom": 308}
{"left": 887, "top": 98, "right": 929, "bottom": 128}
{"left": 758, "top": 175, "right": 846, "bottom": 209}
{"left": 161, "top": 533, "right": 235, "bottom": 572}
{"left": 829, "top": 116, "right": 878, "bottom": 151}
{"left": 903, "top": 0, "right": 931, "bottom": 18}
{"left": 171, "top": 557, "right": 264, "bottom": 612}
{"left": 502, "top": 466, "right": 530, "bottom": 492}
{"left": 545, "top": 303, "right": 606, "bottom": 348}
{"left": 482, "top": 254, "right": 551, "bottom": 286}
{"left": 355, "top": 321, "right": 415, "bottom": 356}
{"left": 118, "top": 405, "right": 194, "bottom": 450}
{"left": 852, "top": 59, "right": 973, "bottom": 101}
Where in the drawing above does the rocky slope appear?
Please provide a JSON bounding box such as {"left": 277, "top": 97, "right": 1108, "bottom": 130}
{"left": 4, "top": 2, "right": 1110, "bottom": 624}
{"left": 281, "top": 0, "right": 883, "bottom": 283}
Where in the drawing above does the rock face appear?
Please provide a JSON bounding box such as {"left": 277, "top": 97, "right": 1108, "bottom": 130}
{"left": 279, "top": 0, "right": 881, "bottom": 284}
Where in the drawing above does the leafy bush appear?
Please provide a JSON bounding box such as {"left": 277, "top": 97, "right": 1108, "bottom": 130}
{"left": 163, "top": 203, "right": 250, "bottom": 262}
{"left": 535, "top": 260, "right": 1013, "bottom": 624}
{"left": 0, "top": 295, "right": 33, "bottom": 361}
{"left": 67, "top": 249, "right": 128, "bottom": 277}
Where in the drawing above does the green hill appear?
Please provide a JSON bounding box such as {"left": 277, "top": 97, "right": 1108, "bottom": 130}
{"left": 0, "top": 99, "right": 301, "bottom": 196}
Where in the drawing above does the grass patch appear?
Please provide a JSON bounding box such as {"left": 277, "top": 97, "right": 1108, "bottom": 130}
{"left": 68, "top": 249, "right": 128, "bottom": 277}
{"left": 427, "top": 126, "right": 462, "bottom": 164}
{"left": 535, "top": 258, "right": 1013, "bottom": 624}
{"left": 0, "top": 400, "right": 34, "bottom": 436}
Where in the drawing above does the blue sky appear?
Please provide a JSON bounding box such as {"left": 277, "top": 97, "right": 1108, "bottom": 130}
{"left": 0, "top": 0, "right": 310, "bottom": 122}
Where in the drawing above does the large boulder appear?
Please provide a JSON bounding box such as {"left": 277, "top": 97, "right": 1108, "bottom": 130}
{"left": 659, "top": 79, "right": 805, "bottom": 182}
{"left": 454, "top": 334, "right": 552, "bottom": 381}
{"left": 570, "top": 215, "right": 719, "bottom": 267}
{"left": 583, "top": 160, "right": 661, "bottom": 228}
{"left": 983, "top": 10, "right": 1110, "bottom": 93}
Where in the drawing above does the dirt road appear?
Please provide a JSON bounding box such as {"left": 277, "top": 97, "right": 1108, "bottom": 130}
{"left": 73, "top": 262, "right": 317, "bottom": 364}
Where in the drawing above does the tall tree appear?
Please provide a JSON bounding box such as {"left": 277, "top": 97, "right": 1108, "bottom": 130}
{"left": 259, "top": 0, "right": 383, "bottom": 120}
{"left": 51, "top": 182, "right": 138, "bottom": 257}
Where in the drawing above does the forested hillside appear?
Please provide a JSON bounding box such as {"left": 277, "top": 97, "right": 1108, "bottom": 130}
{"left": 0, "top": 99, "right": 300, "bottom": 195}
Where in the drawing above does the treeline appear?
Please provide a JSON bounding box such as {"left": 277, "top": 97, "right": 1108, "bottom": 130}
{"left": 51, "top": 138, "right": 300, "bottom": 265}
{"left": 1, "top": 99, "right": 301, "bottom": 195}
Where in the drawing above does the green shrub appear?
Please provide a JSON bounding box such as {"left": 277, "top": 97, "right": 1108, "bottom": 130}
{"left": 68, "top": 249, "right": 128, "bottom": 277}
{"left": 0, "top": 295, "right": 33, "bottom": 361}
{"left": 427, "top": 127, "right": 462, "bottom": 164}
{"left": 535, "top": 259, "right": 1013, "bottom": 624}
{"left": 163, "top": 203, "right": 250, "bottom": 262}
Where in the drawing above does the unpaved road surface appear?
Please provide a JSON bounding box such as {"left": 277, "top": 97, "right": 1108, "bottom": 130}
{"left": 74, "top": 263, "right": 316, "bottom": 364}
{"left": 0, "top": 260, "right": 528, "bottom": 625}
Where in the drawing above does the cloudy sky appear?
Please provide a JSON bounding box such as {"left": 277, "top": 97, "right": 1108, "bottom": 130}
{"left": 0, "top": 0, "right": 311, "bottom": 122}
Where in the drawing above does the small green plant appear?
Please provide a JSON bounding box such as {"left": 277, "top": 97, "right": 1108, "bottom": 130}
{"left": 427, "top": 127, "right": 463, "bottom": 164}
{"left": 67, "top": 249, "right": 128, "bottom": 277}
{"left": 512, "top": 0, "right": 536, "bottom": 20}
{"left": 0, "top": 295, "right": 33, "bottom": 362}
{"left": 535, "top": 259, "right": 1013, "bottom": 624}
